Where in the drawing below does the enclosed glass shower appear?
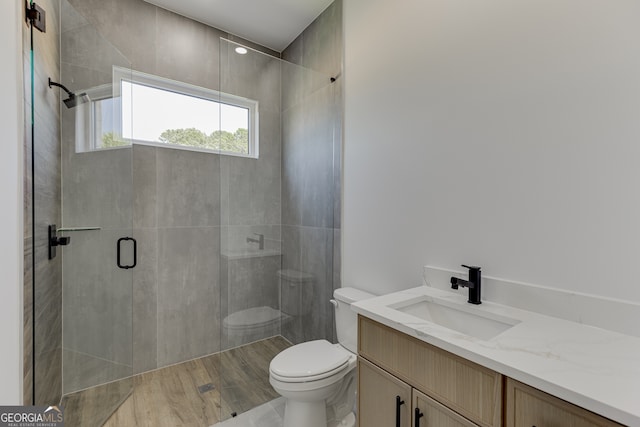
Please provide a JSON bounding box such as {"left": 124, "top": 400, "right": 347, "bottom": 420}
{"left": 28, "top": 0, "right": 341, "bottom": 425}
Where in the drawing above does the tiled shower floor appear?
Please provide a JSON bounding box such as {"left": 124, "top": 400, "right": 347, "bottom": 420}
{"left": 61, "top": 336, "right": 291, "bottom": 427}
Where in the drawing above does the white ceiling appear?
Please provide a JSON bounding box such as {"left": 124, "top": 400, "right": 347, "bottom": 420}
{"left": 143, "top": 0, "right": 335, "bottom": 52}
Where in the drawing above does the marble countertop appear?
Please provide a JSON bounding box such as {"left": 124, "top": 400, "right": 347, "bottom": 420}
{"left": 352, "top": 286, "right": 640, "bottom": 426}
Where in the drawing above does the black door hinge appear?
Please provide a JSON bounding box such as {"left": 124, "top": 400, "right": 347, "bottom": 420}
{"left": 26, "top": 1, "right": 46, "bottom": 33}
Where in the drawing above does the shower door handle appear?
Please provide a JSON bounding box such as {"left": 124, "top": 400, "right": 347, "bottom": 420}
{"left": 117, "top": 237, "right": 137, "bottom": 269}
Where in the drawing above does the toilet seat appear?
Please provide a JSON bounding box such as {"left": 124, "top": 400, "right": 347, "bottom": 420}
{"left": 270, "top": 340, "right": 352, "bottom": 383}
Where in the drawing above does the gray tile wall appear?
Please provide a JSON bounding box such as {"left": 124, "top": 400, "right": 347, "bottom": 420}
{"left": 281, "top": 0, "right": 343, "bottom": 345}
{"left": 55, "top": 0, "right": 342, "bottom": 391}
{"left": 23, "top": 0, "right": 63, "bottom": 405}
{"left": 63, "top": 0, "right": 285, "bottom": 376}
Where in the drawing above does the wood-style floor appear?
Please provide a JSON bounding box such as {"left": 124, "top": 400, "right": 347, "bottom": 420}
{"left": 62, "top": 336, "right": 291, "bottom": 427}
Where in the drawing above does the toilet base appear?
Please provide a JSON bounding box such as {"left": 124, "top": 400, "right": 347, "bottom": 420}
{"left": 283, "top": 400, "right": 327, "bottom": 427}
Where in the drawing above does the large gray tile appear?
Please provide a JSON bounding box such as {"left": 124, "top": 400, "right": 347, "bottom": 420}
{"left": 282, "top": 85, "right": 336, "bottom": 229}
{"left": 157, "top": 227, "right": 221, "bottom": 367}
{"left": 299, "top": 85, "right": 336, "bottom": 228}
{"left": 219, "top": 224, "right": 282, "bottom": 255}
{"left": 257, "top": 109, "right": 283, "bottom": 166}
{"left": 111, "top": 0, "right": 157, "bottom": 74}
{"left": 61, "top": 0, "right": 89, "bottom": 34}
{"left": 301, "top": 0, "right": 343, "bottom": 79}
{"left": 280, "top": 56, "right": 306, "bottom": 112}
{"left": 59, "top": 62, "right": 113, "bottom": 99}
{"left": 156, "top": 7, "right": 223, "bottom": 90}
{"left": 280, "top": 224, "right": 303, "bottom": 342}
{"left": 214, "top": 109, "right": 280, "bottom": 228}
{"left": 156, "top": 148, "right": 220, "bottom": 227}
{"left": 281, "top": 32, "right": 303, "bottom": 65}
{"left": 220, "top": 154, "right": 280, "bottom": 227}
{"left": 281, "top": 225, "right": 302, "bottom": 275}
{"left": 133, "top": 145, "right": 157, "bottom": 229}
{"left": 282, "top": 103, "right": 304, "bottom": 227}
{"left": 33, "top": 119, "right": 61, "bottom": 226}
{"left": 224, "top": 254, "right": 281, "bottom": 315}
{"left": 220, "top": 41, "right": 281, "bottom": 112}
{"left": 66, "top": 0, "right": 149, "bottom": 72}
{"left": 60, "top": 22, "right": 130, "bottom": 76}
{"left": 132, "top": 228, "right": 157, "bottom": 374}
{"left": 62, "top": 147, "right": 134, "bottom": 230}
{"left": 281, "top": 226, "right": 336, "bottom": 344}
{"left": 299, "top": 226, "right": 335, "bottom": 343}
{"left": 62, "top": 229, "right": 133, "bottom": 369}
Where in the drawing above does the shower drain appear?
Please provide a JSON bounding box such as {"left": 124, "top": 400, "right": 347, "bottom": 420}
{"left": 197, "top": 383, "right": 215, "bottom": 394}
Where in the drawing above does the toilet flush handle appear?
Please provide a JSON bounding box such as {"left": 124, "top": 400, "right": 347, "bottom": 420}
{"left": 329, "top": 299, "right": 338, "bottom": 307}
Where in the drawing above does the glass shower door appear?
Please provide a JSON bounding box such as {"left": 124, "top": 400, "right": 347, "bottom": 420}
{"left": 58, "top": 1, "right": 134, "bottom": 424}
{"left": 217, "top": 38, "right": 338, "bottom": 423}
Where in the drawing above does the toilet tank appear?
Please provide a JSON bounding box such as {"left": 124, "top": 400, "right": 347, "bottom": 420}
{"left": 333, "top": 287, "right": 376, "bottom": 353}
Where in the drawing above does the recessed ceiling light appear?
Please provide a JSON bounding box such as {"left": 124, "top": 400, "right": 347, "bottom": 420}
{"left": 235, "top": 47, "right": 248, "bottom": 55}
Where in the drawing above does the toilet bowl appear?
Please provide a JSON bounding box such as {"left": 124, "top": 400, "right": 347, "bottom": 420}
{"left": 269, "top": 287, "right": 375, "bottom": 427}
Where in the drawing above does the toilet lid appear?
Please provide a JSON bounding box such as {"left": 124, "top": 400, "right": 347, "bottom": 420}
{"left": 270, "top": 340, "right": 350, "bottom": 382}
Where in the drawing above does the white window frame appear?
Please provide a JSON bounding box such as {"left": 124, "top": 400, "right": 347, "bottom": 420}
{"left": 73, "top": 83, "right": 121, "bottom": 153}
{"left": 79, "top": 67, "right": 259, "bottom": 158}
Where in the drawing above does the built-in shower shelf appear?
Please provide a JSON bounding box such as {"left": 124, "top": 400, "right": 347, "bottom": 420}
{"left": 57, "top": 226, "right": 101, "bottom": 232}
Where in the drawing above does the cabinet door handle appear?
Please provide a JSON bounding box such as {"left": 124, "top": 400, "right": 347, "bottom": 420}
{"left": 414, "top": 408, "right": 424, "bottom": 427}
{"left": 395, "top": 396, "right": 405, "bottom": 427}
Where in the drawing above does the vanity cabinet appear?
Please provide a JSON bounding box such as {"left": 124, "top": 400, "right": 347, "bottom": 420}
{"left": 357, "top": 316, "right": 627, "bottom": 427}
{"left": 359, "top": 357, "right": 478, "bottom": 427}
{"left": 358, "top": 357, "right": 411, "bottom": 427}
{"left": 504, "top": 378, "right": 624, "bottom": 427}
{"left": 413, "top": 388, "right": 480, "bottom": 427}
{"left": 358, "top": 316, "right": 502, "bottom": 427}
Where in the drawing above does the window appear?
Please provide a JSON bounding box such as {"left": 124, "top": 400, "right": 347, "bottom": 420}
{"left": 80, "top": 67, "right": 259, "bottom": 158}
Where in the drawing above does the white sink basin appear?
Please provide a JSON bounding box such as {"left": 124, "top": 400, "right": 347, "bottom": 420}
{"left": 389, "top": 296, "right": 520, "bottom": 340}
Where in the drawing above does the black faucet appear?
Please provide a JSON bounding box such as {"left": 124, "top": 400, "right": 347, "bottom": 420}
{"left": 450, "top": 265, "right": 482, "bottom": 305}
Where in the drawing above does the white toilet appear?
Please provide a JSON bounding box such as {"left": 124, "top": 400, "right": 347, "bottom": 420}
{"left": 269, "top": 287, "right": 375, "bottom": 427}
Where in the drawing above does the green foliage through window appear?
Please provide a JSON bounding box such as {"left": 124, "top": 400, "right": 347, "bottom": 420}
{"left": 101, "top": 132, "right": 128, "bottom": 148}
{"left": 158, "top": 127, "right": 249, "bottom": 154}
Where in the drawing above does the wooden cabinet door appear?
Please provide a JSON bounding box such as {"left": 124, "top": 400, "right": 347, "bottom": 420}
{"left": 359, "top": 316, "right": 502, "bottom": 426}
{"left": 413, "top": 388, "right": 479, "bottom": 427}
{"left": 358, "top": 357, "right": 411, "bottom": 427}
{"left": 504, "top": 378, "right": 624, "bottom": 427}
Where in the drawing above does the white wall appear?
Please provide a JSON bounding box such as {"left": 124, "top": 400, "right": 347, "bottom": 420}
{"left": 0, "top": 0, "right": 24, "bottom": 405}
{"left": 343, "top": 0, "right": 640, "bottom": 302}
